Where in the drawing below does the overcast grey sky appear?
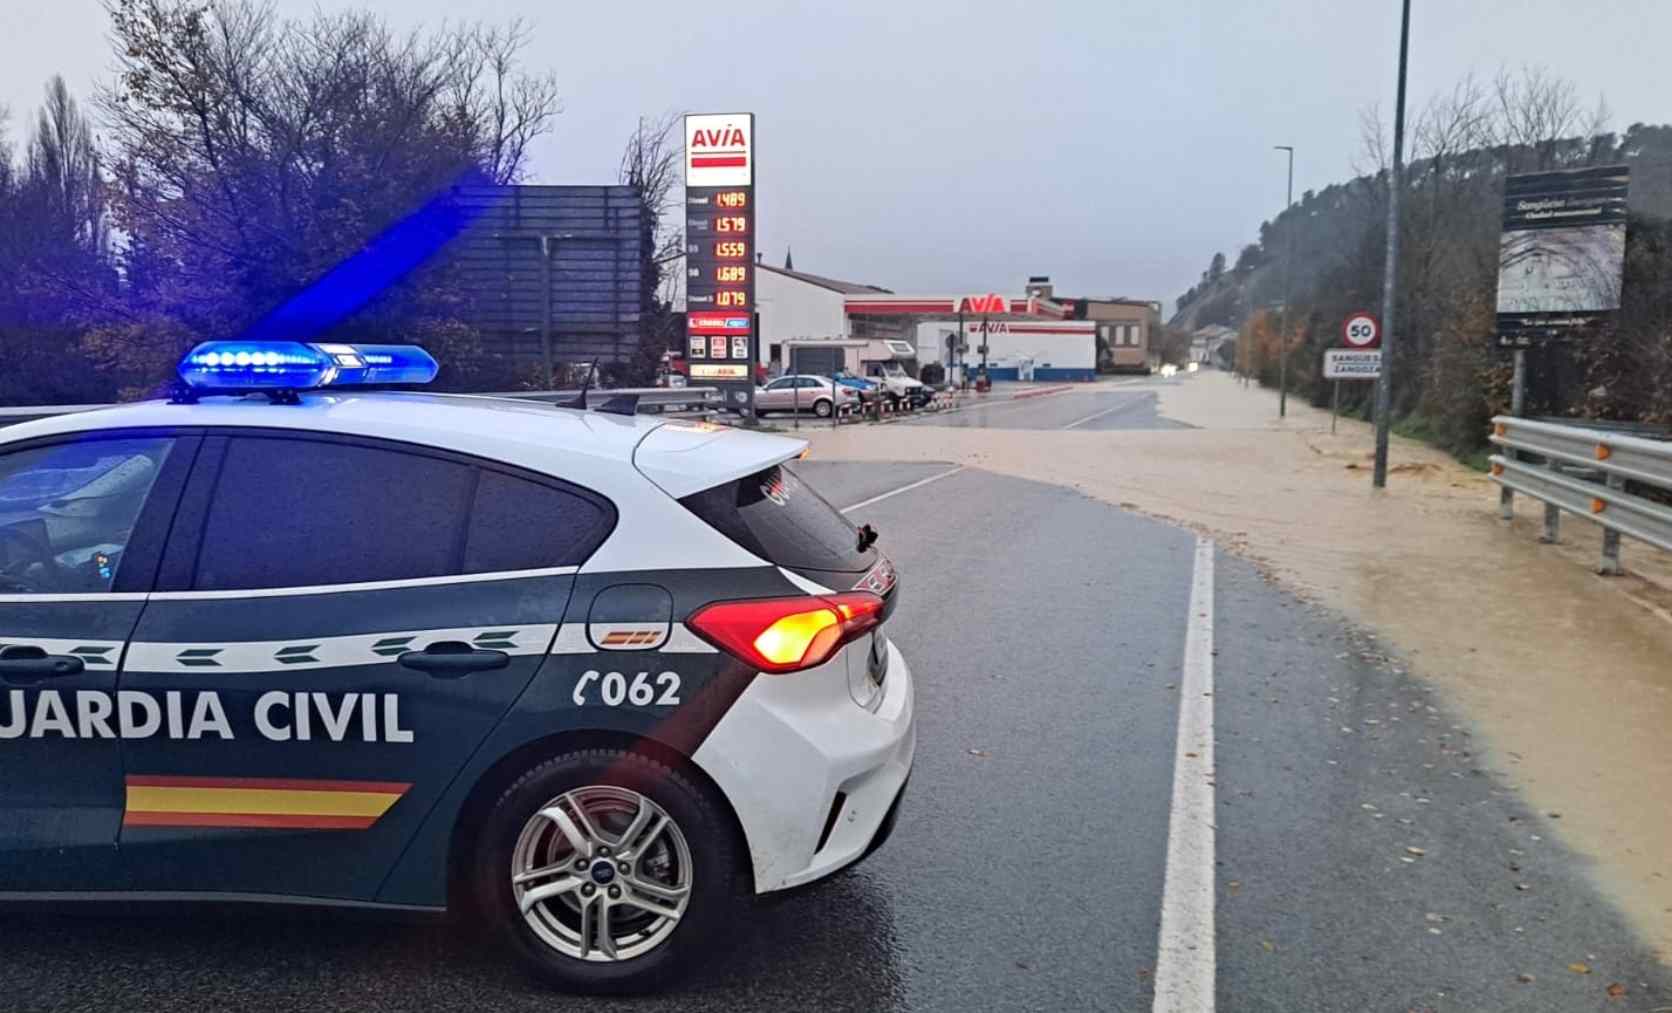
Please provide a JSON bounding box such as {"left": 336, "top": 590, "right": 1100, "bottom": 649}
{"left": 6, "top": 0, "right": 1669, "bottom": 306}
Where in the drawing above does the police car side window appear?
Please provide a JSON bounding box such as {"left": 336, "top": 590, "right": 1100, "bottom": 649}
{"left": 462, "top": 469, "right": 611, "bottom": 574}
{"left": 0, "top": 436, "right": 175, "bottom": 594}
{"left": 193, "top": 437, "right": 475, "bottom": 591}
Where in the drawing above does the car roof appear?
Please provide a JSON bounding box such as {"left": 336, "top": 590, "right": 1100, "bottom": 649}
{"left": 1, "top": 391, "right": 664, "bottom": 472}
{"left": 1, "top": 389, "right": 808, "bottom": 501}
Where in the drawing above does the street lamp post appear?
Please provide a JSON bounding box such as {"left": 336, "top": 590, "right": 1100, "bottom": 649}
{"left": 1372, "top": 0, "right": 1412, "bottom": 489}
{"left": 1274, "top": 145, "right": 1294, "bottom": 419}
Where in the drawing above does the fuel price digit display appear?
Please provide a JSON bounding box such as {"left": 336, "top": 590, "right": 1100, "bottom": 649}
{"left": 685, "top": 113, "right": 756, "bottom": 400}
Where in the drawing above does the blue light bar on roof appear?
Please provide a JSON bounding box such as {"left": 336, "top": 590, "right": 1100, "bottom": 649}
{"left": 178, "top": 341, "right": 438, "bottom": 391}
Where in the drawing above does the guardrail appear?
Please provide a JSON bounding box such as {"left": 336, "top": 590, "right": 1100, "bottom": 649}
{"left": 1488, "top": 415, "right": 1672, "bottom": 575}
{"left": 0, "top": 387, "right": 720, "bottom": 427}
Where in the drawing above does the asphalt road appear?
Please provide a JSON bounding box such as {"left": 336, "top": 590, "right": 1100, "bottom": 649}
{"left": 7, "top": 386, "right": 1670, "bottom": 1012}
{"left": 895, "top": 380, "right": 1195, "bottom": 431}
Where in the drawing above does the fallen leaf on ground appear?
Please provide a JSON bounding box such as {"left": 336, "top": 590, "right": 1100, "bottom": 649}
{"left": 1516, "top": 973, "right": 1535, "bottom": 984}
{"left": 1405, "top": 846, "right": 1426, "bottom": 857}
{"left": 1260, "top": 939, "right": 1274, "bottom": 953}
{"left": 1606, "top": 982, "right": 1626, "bottom": 999}
{"left": 1568, "top": 962, "right": 1592, "bottom": 974}
{"left": 967, "top": 749, "right": 989, "bottom": 757}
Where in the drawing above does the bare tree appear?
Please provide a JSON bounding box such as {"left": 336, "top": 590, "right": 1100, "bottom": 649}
{"left": 1492, "top": 65, "right": 1588, "bottom": 172}
{"left": 25, "top": 76, "right": 107, "bottom": 259}
{"left": 1353, "top": 102, "right": 1389, "bottom": 178}
{"left": 92, "top": 0, "right": 563, "bottom": 391}
{"left": 441, "top": 19, "right": 562, "bottom": 184}
{"left": 617, "top": 112, "right": 687, "bottom": 382}
{"left": 619, "top": 111, "right": 686, "bottom": 304}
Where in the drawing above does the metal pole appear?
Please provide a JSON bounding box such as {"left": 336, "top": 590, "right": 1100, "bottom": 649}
{"left": 1599, "top": 473, "right": 1625, "bottom": 574}
{"left": 539, "top": 236, "right": 555, "bottom": 389}
{"left": 1372, "top": 0, "right": 1411, "bottom": 489}
{"left": 1500, "top": 348, "right": 1526, "bottom": 519}
{"left": 746, "top": 311, "right": 760, "bottom": 426}
{"left": 1331, "top": 379, "right": 1340, "bottom": 434}
{"left": 1275, "top": 145, "right": 1294, "bottom": 418}
{"left": 958, "top": 310, "right": 966, "bottom": 390}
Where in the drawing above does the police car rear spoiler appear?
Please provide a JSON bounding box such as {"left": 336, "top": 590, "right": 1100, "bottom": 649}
{"left": 488, "top": 387, "right": 722, "bottom": 416}
{"left": 633, "top": 421, "right": 808, "bottom": 500}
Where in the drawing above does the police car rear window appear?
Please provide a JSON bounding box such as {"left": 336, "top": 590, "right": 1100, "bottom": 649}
{"left": 679, "top": 464, "right": 875, "bottom": 575}
{"left": 195, "top": 438, "right": 475, "bottom": 590}
{"left": 190, "top": 437, "right": 613, "bottom": 591}
{"left": 463, "top": 470, "right": 612, "bottom": 573}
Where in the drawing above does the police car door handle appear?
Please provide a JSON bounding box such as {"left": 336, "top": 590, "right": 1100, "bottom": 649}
{"left": 397, "top": 641, "right": 510, "bottom": 678}
{"left": 0, "top": 645, "right": 86, "bottom": 682}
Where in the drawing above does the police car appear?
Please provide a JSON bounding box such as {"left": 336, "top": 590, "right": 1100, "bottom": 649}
{"left": 0, "top": 341, "right": 915, "bottom": 992}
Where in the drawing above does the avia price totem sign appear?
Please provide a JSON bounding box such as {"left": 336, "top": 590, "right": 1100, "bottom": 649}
{"left": 685, "top": 113, "right": 757, "bottom": 406}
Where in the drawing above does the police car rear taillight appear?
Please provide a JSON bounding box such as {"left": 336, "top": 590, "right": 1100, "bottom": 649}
{"left": 687, "top": 592, "right": 884, "bottom": 675}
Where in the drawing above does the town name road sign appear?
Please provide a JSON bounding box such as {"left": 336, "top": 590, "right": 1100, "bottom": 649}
{"left": 1324, "top": 349, "right": 1382, "bottom": 379}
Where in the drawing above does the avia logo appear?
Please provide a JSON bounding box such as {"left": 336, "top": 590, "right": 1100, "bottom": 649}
{"left": 691, "top": 126, "right": 748, "bottom": 148}
{"left": 960, "top": 294, "right": 1008, "bottom": 314}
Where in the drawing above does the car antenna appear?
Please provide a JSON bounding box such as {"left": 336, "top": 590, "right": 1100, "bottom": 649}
{"left": 556, "top": 358, "right": 599, "bottom": 410}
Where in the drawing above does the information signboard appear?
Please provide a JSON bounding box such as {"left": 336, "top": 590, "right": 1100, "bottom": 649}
{"left": 1495, "top": 165, "right": 1630, "bottom": 347}
{"left": 685, "top": 113, "right": 757, "bottom": 412}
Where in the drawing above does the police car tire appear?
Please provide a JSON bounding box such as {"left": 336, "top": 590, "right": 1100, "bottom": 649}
{"left": 477, "top": 748, "right": 741, "bottom": 993}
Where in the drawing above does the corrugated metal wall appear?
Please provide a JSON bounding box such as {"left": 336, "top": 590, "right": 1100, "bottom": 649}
{"left": 448, "top": 185, "right": 647, "bottom": 366}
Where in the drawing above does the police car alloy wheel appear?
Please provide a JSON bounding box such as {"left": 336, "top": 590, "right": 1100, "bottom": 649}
{"left": 510, "top": 787, "right": 692, "bottom": 961}
{"left": 479, "top": 749, "right": 739, "bottom": 992}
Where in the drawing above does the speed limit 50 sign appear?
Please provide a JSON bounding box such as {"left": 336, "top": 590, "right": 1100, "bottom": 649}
{"left": 1343, "top": 311, "right": 1381, "bottom": 349}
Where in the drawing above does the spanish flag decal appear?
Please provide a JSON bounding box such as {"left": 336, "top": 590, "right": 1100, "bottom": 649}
{"left": 123, "top": 775, "right": 411, "bottom": 830}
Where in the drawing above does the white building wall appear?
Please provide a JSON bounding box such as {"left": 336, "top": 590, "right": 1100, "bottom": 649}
{"left": 756, "top": 270, "right": 850, "bottom": 365}
{"left": 915, "top": 321, "right": 962, "bottom": 371}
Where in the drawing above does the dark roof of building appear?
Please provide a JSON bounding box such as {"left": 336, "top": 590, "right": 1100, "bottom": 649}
{"left": 1076, "top": 296, "right": 1162, "bottom": 308}
{"left": 757, "top": 262, "right": 892, "bottom": 295}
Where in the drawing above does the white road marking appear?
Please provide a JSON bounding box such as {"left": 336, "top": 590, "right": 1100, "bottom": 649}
{"left": 1061, "top": 398, "right": 1142, "bottom": 430}
{"left": 1153, "top": 536, "right": 1217, "bottom": 1013}
{"left": 839, "top": 466, "right": 966, "bottom": 513}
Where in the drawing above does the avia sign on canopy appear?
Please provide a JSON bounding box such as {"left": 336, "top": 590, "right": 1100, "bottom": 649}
{"left": 842, "top": 294, "right": 1073, "bottom": 319}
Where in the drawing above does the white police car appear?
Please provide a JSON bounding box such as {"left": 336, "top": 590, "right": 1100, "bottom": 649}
{"left": 0, "top": 341, "right": 915, "bottom": 992}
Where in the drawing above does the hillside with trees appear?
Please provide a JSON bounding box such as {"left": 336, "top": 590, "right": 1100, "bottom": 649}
{"left": 1170, "top": 68, "right": 1672, "bottom": 460}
